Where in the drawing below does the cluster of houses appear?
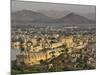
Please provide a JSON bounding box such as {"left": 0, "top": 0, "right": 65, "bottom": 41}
{"left": 11, "top": 31, "right": 89, "bottom": 65}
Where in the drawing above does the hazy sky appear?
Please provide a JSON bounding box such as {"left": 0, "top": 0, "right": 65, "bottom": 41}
{"left": 11, "top": 0, "right": 96, "bottom": 14}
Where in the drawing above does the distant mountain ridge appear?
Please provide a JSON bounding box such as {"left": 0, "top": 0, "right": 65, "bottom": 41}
{"left": 56, "top": 12, "right": 95, "bottom": 24}
{"left": 38, "top": 9, "right": 96, "bottom": 21}
{"left": 12, "top": 10, "right": 53, "bottom": 23}
{"left": 11, "top": 10, "right": 95, "bottom": 25}
{"left": 38, "top": 10, "right": 70, "bottom": 19}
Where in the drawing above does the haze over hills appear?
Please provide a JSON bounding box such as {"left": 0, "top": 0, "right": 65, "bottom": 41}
{"left": 56, "top": 12, "right": 95, "bottom": 24}
{"left": 12, "top": 1, "right": 96, "bottom": 21}
{"left": 11, "top": 10, "right": 96, "bottom": 26}
{"left": 38, "top": 10, "right": 96, "bottom": 21}
{"left": 11, "top": 10, "right": 54, "bottom": 23}
{"left": 82, "top": 13, "right": 96, "bottom": 21}
{"left": 38, "top": 10, "right": 71, "bottom": 19}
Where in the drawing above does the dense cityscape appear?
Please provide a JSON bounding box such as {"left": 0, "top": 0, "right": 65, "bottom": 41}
{"left": 11, "top": 24, "right": 96, "bottom": 74}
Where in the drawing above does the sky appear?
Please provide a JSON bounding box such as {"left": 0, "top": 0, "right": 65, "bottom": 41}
{"left": 11, "top": 0, "right": 96, "bottom": 14}
{"left": 11, "top": 0, "right": 96, "bottom": 20}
